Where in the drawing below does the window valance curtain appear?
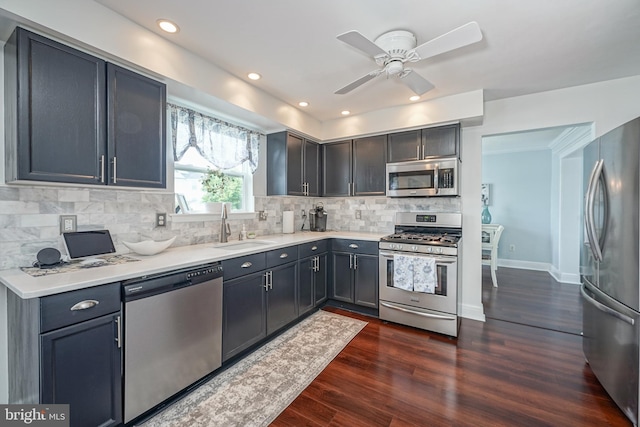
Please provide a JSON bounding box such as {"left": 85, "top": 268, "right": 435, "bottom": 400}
{"left": 169, "top": 103, "right": 262, "bottom": 173}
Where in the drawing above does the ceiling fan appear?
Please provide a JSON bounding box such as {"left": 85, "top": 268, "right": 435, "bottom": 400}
{"left": 335, "top": 22, "right": 483, "bottom": 96}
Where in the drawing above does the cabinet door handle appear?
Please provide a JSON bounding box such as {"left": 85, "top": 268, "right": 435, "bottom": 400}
{"left": 241, "top": 262, "right": 253, "bottom": 268}
{"left": 311, "top": 245, "right": 318, "bottom": 251}
{"left": 349, "top": 254, "right": 353, "bottom": 269}
{"left": 349, "top": 243, "right": 359, "bottom": 249}
{"left": 70, "top": 300, "right": 99, "bottom": 311}
{"left": 354, "top": 254, "right": 358, "bottom": 269}
{"left": 263, "top": 272, "right": 269, "bottom": 290}
{"left": 99, "top": 155, "right": 105, "bottom": 183}
{"left": 115, "top": 315, "right": 122, "bottom": 348}
{"left": 268, "top": 271, "right": 273, "bottom": 290}
{"left": 279, "top": 253, "right": 288, "bottom": 259}
{"left": 417, "top": 145, "right": 420, "bottom": 159}
{"left": 112, "top": 157, "right": 117, "bottom": 184}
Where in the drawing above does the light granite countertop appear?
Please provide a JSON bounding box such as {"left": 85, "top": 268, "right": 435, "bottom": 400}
{"left": 0, "top": 231, "right": 385, "bottom": 299}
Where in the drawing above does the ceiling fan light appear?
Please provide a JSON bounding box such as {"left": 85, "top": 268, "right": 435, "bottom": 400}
{"left": 387, "top": 60, "right": 404, "bottom": 76}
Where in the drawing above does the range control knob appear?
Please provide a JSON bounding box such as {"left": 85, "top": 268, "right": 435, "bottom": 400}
{"left": 434, "top": 247, "right": 443, "bottom": 254}
{"left": 426, "top": 246, "right": 433, "bottom": 253}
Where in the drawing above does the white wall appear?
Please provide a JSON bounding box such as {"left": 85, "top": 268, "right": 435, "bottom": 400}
{"left": 554, "top": 154, "right": 583, "bottom": 283}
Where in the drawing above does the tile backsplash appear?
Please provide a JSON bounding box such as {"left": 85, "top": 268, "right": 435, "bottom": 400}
{"left": 0, "top": 186, "right": 460, "bottom": 270}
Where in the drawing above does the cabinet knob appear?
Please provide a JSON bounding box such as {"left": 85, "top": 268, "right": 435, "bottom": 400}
{"left": 349, "top": 243, "right": 359, "bottom": 249}
{"left": 241, "top": 262, "right": 253, "bottom": 268}
{"left": 279, "top": 253, "right": 288, "bottom": 259}
{"left": 311, "top": 246, "right": 318, "bottom": 251}
{"left": 70, "top": 300, "right": 99, "bottom": 311}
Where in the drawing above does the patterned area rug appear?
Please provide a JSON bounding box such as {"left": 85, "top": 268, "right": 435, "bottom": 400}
{"left": 138, "top": 310, "right": 367, "bottom": 427}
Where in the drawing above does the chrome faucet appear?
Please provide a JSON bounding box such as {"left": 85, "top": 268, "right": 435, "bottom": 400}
{"left": 220, "top": 203, "right": 231, "bottom": 243}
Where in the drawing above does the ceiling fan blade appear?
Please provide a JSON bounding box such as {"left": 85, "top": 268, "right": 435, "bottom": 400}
{"left": 412, "top": 21, "right": 482, "bottom": 61}
{"left": 400, "top": 70, "right": 435, "bottom": 95}
{"left": 335, "top": 70, "right": 382, "bottom": 95}
{"left": 337, "top": 30, "right": 388, "bottom": 57}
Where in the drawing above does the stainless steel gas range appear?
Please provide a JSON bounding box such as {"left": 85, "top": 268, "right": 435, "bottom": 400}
{"left": 379, "top": 212, "right": 462, "bottom": 337}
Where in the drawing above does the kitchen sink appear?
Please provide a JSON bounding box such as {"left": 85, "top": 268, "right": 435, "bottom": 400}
{"left": 213, "top": 240, "right": 275, "bottom": 251}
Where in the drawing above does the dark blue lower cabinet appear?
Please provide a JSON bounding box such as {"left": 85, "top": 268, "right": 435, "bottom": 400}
{"left": 331, "top": 250, "right": 378, "bottom": 308}
{"left": 222, "top": 271, "right": 268, "bottom": 362}
{"left": 299, "top": 253, "right": 328, "bottom": 316}
{"left": 40, "top": 313, "right": 122, "bottom": 427}
{"left": 315, "top": 253, "right": 328, "bottom": 305}
{"left": 223, "top": 261, "right": 299, "bottom": 361}
{"left": 267, "top": 262, "right": 298, "bottom": 335}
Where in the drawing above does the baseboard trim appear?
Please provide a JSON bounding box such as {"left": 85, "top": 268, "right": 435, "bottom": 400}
{"left": 460, "top": 303, "right": 485, "bottom": 322}
{"left": 497, "top": 259, "right": 550, "bottom": 271}
{"left": 496, "top": 259, "right": 580, "bottom": 284}
{"left": 549, "top": 267, "right": 581, "bottom": 285}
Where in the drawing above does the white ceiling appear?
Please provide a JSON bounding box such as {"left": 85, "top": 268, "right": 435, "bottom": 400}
{"left": 87, "top": 1, "right": 640, "bottom": 123}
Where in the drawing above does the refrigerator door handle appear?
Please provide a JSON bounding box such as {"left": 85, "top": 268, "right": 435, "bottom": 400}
{"left": 581, "top": 285, "right": 635, "bottom": 326}
{"left": 585, "top": 159, "right": 605, "bottom": 262}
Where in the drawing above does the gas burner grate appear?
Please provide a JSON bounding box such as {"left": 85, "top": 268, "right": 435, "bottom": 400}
{"left": 382, "top": 232, "right": 460, "bottom": 246}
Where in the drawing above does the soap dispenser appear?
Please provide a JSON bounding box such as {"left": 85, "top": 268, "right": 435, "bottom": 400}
{"left": 240, "top": 224, "right": 247, "bottom": 240}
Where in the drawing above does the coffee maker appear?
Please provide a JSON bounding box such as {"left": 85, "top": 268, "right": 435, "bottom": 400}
{"left": 309, "top": 203, "right": 328, "bottom": 232}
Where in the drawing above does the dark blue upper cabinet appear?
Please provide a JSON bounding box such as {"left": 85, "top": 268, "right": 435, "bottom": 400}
{"left": 6, "top": 27, "right": 107, "bottom": 184}
{"left": 5, "top": 27, "right": 166, "bottom": 188}
{"left": 107, "top": 64, "right": 166, "bottom": 188}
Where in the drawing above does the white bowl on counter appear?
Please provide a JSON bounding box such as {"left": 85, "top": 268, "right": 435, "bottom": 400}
{"left": 122, "top": 236, "right": 176, "bottom": 256}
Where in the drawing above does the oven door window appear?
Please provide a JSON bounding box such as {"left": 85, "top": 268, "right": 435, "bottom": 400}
{"left": 385, "top": 256, "right": 448, "bottom": 296}
{"left": 388, "top": 170, "right": 435, "bottom": 191}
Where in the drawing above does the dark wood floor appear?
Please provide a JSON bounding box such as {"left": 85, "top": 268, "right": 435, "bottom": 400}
{"left": 482, "top": 266, "right": 583, "bottom": 335}
{"left": 272, "top": 269, "right": 630, "bottom": 426}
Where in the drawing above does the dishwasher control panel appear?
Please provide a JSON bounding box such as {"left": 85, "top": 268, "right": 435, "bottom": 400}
{"left": 122, "top": 262, "right": 223, "bottom": 300}
{"left": 187, "top": 264, "right": 223, "bottom": 280}
{"left": 188, "top": 263, "right": 223, "bottom": 284}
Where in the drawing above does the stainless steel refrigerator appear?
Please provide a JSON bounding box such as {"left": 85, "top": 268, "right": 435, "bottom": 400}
{"left": 581, "top": 116, "right": 640, "bottom": 426}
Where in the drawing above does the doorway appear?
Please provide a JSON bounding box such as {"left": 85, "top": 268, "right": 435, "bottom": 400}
{"left": 480, "top": 124, "right": 592, "bottom": 334}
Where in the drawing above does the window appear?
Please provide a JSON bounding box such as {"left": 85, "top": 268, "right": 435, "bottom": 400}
{"left": 174, "top": 147, "right": 253, "bottom": 213}
{"left": 169, "top": 104, "right": 261, "bottom": 213}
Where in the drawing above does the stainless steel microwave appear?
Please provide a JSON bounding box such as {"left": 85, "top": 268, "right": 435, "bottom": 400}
{"left": 386, "top": 157, "right": 460, "bottom": 197}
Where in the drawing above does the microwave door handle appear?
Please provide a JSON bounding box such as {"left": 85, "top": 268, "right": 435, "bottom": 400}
{"left": 434, "top": 165, "right": 439, "bottom": 194}
{"left": 585, "top": 159, "right": 604, "bottom": 262}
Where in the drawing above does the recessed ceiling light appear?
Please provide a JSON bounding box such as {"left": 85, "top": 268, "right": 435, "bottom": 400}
{"left": 157, "top": 19, "right": 179, "bottom": 34}
{"left": 248, "top": 72, "right": 261, "bottom": 80}
{"left": 298, "top": 101, "right": 309, "bottom": 107}
{"left": 409, "top": 95, "right": 420, "bottom": 101}
{"left": 341, "top": 110, "right": 351, "bottom": 116}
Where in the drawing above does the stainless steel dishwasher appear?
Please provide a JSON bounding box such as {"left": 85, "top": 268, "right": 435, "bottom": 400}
{"left": 122, "top": 263, "right": 223, "bottom": 423}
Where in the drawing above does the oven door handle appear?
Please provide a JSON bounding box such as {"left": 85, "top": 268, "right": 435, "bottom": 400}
{"left": 379, "top": 250, "right": 456, "bottom": 264}
{"left": 380, "top": 302, "right": 456, "bottom": 321}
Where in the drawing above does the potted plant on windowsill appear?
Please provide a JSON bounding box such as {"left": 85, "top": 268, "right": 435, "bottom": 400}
{"left": 200, "top": 168, "right": 242, "bottom": 212}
